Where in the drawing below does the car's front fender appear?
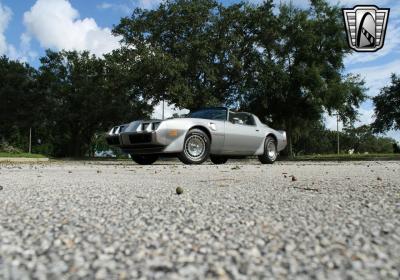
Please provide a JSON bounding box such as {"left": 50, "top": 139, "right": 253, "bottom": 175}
{"left": 159, "top": 118, "right": 225, "bottom": 153}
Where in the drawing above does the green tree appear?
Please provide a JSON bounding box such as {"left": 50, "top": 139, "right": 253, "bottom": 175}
{"left": 372, "top": 74, "right": 400, "bottom": 133}
{"left": 293, "top": 122, "right": 336, "bottom": 155}
{"left": 0, "top": 56, "right": 42, "bottom": 150}
{"left": 113, "top": 0, "right": 263, "bottom": 110}
{"left": 37, "top": 50, "right": 152, "bottom": 157}
{"left": 242, "top": 0, "right": 366, "bottom": 156}
{"left": 341, "top": 125, "right": 394, "bottom": 153}
{"left": 293, "top": 124, "right": 395, "bottom": 155}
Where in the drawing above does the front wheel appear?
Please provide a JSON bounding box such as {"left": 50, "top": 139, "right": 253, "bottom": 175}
{"left": 178, "top": 129, "right": 210, "bottom": 164}
{"left": 131, "top": 154, "right": 158, "bottom": 165}
{"left": 210, "top": 155, "right": 228, "bottom": 164}
{"left": 258, "top": 136, "right": 278, "bottom": 164}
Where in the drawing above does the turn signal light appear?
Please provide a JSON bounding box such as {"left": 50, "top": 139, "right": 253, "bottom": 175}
{"left": 168, "top": 129, "right": 178, "bottom": 137}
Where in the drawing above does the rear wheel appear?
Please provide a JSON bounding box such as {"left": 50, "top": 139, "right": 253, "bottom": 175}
{"left": 258, "top": 136, "right": 278, "bottom": 164}
{"left": 210, "top": 155, "right": 228, "bottom": 164}
{"left": 178, "top": 129, "right": 210, "bottom": 164}
{"left": 131, "top": 154, "right": 158, "bottom": 165}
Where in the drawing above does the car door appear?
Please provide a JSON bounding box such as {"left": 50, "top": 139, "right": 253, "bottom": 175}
{"left": 223, "top": 112, "right": 264, "bottom": 155}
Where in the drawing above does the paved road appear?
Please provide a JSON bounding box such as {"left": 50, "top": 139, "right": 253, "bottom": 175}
{"left": 0, "top": 160, "right": 399, "bottom": 279}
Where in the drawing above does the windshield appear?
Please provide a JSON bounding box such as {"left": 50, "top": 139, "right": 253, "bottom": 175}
{"left": 188, "top": 108, "right": 227, "bottom": 120}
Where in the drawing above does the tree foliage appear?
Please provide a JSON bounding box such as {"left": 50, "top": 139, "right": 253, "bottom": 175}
{"left": 372, "top": 74, "right": 400, "bottom": 133}
{"left": 36, "top": 50, "right": 152, "bottom": 157}
{"left": 0, "top": 56, "right": 41, "bottom": 149}
{"left": 114, "top": 0, "right": 253, "bottom": 110}
{"left": 294, "top": 123, "right": 395, "bottom": 155}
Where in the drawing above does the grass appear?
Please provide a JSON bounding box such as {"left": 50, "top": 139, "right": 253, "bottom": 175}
{"left": 0, "top": 152, "right": 47, "bottom": 158}
{"left": 291, "top": 153, "right": 400, "bottom": 161}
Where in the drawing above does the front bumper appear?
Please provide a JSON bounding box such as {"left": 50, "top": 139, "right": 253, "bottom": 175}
{"left": 106, "top": 131, "right": 167, "bottom": 154}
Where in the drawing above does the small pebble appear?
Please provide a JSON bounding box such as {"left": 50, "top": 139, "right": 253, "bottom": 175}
{"left": 176, "top": 187, "right": 183, "bottom": 195}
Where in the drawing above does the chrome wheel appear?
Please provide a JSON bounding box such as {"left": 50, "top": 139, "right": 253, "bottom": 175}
{"left": 258, "top": 136, "right": 278, "bottom": 164}
{"left": 184, "top": 135, "right": 206, "bottom": 161}
{"left": 179, "top": 128, "right": 210, "bottom": 164}
{"left": 267, "top": 140, "right": 277, "bottom": 161}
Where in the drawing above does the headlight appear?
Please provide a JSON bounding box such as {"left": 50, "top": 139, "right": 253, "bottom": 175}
{"left": 109, "top": 127, "right": 116, "bottom": 135}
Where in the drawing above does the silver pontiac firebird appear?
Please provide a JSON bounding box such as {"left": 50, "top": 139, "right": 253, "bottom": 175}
{"left": 106, "top": 107, "right": 287, "bottom": 165}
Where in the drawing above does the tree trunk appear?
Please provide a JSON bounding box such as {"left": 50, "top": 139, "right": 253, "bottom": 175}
{"left": 286, "top": 124, "right": 294, "bottom": 159}
{"left": 68, "top": 134, "right": 86, "bottom": 158}
{"left": 288, "top": 133, "right": 294, "bottom": 158}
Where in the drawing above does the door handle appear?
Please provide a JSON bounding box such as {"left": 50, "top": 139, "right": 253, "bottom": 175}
{"left": 256, "top": 129, "right": 260, "bottom": 132}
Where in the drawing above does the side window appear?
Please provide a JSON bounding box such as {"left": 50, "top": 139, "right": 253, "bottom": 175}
{"left": 229, "top": 112, "right": 245, "bottom": 124}
{"left": 243, "top": 114, "right": 255, "bottom": 126}
{"left": 229, "top": 112, "right": 255, "bottom": 126}
{"left": 229, "top": 112, "right": 241, "bottom": 123}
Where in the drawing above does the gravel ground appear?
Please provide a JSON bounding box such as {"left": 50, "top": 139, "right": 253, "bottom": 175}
{"left": 0, "top": 160, "right": 399, "bottom": 279}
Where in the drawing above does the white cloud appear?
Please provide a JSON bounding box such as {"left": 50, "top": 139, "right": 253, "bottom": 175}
{"left": 330, "top": 0, "right": 392, "bottom": 6}
{"left": 0, "top": 3, "right": 35, "bottom": 62}
{"left": 348, "top": 59, "right": 400, "bottom": 97}
{"left": 354, "top": 107, "right": 374, "bottom": 126}
{"left": 151, "top": 101, "right": 189, "bottom": 119}
{"left": 6, "top": 33, "right": 37, "bottom": 62}
{"left": 20, "top": 34, "right": 37, "bottom": 61}
{"left": 135, "top": 0, "right": 163, "bottom": 10}
{"left": 24, "top": 0, "right": 121, "bottom": 56}
{"left": 98, "top": 2, "right": 113, "bottom": 10}
{"left": 269, "top": 0, "right": 393, "bottom": 9}
{"left": 0, "top": 2, "right": 12, "bottom": 55}
{"left": 98, "top": 0, "right": 163, "bottom": 12}
{"left": 97, "top": 2, "right": 131, "bottom": 14}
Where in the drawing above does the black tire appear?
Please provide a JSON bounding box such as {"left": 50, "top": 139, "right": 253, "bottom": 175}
{"left": 131, "top": 154, "right": 158, "bottom": 165}
{"left": 210, "top": 155, "right": 228, "bottom": 164}
{"left": 178, "top": 129, "right": 210, "bottom": 164}
{"left": 258, "top": 136, "right": 278, "bottom": 164}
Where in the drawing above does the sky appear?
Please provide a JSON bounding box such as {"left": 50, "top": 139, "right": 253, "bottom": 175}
{"left": 0, "top": 0, "right": 399, "bottom": 141}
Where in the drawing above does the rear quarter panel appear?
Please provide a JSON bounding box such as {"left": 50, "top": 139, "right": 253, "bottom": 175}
{"left": 258, "top": 126, "right": 287, "bottom": 153}
{"left": 253, "top": 117, "right": 287, "bottom": 154}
